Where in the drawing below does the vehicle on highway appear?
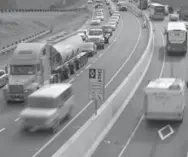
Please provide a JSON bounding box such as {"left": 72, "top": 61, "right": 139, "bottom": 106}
{"left": 165, "top": 22, "right": 187, "bottom": 56}
{"left": 102, "top": 24, "right": 113, "bottom": 35}
{"left": 169, "top": 13, "right": 179, "bottom": 21}
{"left": 95, "top": 8, "right": 103, "bottom": 12}
{"left": 178, "top": 6, "right": 188, "bottom": 20}
{"left": 0, "top": 70, "right": 8, "bottom": 88}
{"left": 95, "top": 3, "right": 103, "bottom": 8}
{"left": 108, "top": 20, "right": 118, "bottom": 27}
{"left": 78, "top": 29, "right": 88, "bottom": 41}
{"left": 112, "top": 12, "right": 120, "bottom": 17}
{"left": 184, "top": 21, "right": 188, "bottom": 30}
{"left": 138, "top": 0, "right": 149, "bottom": 10}
{"left": 95, "top": 11, "right": 103, "bottom": 16}
{"left": 20, "top": 83, "right": 74, "bottom": 132}
{"left": 148, "top": 3, "right": 165, "bottom": 20}
{"left": 81, "top": 42, "right": 97, "bottom": 57}
{"left": 3, "top": 35, "right": 88, "bottom": 103}
{"left": 144, "top": 78, "right": 186, "bottom": 122}
{"left": 96, "top": 15, "right": 104, "bottom": 21}
{"left": 119, "top": 4, "right": 127, "bottom": 11}
{"left": 88, "top": 0, "right": 93, "bottom": 4}
{"left": 86, "top": 28, "right": 107, "bottom": 49}
{"left": 107, "top": 22, "right": 116, "bottom": 31}
{"left": 91, "top": 18, "right": 101, "bottom": 25}
{"left": 108, "top": 17, "right": 119, "bottom": 24}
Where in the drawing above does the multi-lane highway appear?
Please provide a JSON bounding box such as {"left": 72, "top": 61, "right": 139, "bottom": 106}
{"left": 0, "top": 7, "right": 149, "bottom": 157}
{"left": 91, "top": 14, "right": 188, "bottom": 157}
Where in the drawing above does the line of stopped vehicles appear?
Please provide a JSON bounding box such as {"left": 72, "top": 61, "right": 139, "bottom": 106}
{"left": 0, "top": 0, "right": 127, "bottom": 133}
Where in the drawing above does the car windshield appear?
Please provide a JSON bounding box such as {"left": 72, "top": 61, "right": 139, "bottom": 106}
{"left": 88, "top": 30, "right": 103, "bottom": 35}
{"left": 0, "top": 71, "right": 5, "bottom": 76}
{"left": 10, "top": 65, "right": 36, "bottom": 75}
{"left": 103, "top": 25, "right": 110, "bottom": 29}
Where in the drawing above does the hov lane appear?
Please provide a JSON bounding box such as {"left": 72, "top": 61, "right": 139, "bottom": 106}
{"left": 0, "top": 11, "right": 147, "bottom": 157}
{"left": 91, "top": 18, "right": 188, "bottom": 157}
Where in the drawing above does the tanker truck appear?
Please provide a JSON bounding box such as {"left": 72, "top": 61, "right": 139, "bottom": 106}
{"left": 3, "top": 34, "right": 88, "bottom": 103}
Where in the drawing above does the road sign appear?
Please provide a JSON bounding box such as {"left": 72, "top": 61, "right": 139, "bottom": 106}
{"left": 89, "top": 68, "right": 105, "bottom": 101}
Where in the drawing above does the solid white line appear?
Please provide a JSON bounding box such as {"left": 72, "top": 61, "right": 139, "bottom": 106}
{"left": 68, "top": 78, "right": 75, "bottom": 84}
{"left": 105, "top": 17, "right": 142, "bottom": 87}
{"left": 0, "top": 128, "right": 5, "bottom": 132}
{"left": 15, "top": 117, "right": 20, "bottom": 122}
{"left": 98, "top": 53, "right": 103, "bottom": 58}
{"left": 32, "top": 14, "right": 132, "bottom": 157}
{"left": 159, "top": 31, "right": 166, "bottom": 78}
{"left": 85, "top": 64, "right": 91, "bottom": 70}
{"left": 118, "top": 115, "right": 144, "bottom": 157}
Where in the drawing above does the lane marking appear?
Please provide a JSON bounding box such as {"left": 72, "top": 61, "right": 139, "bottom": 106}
{"left": 98, "top": 53, "right": 103, "bottom": 58}
{"left": 32, "top": 14, "right": 136, "bottom": 157}
{"left": 76, "top": 74, "right": 80, "bottom": 77}
{"left": 15, "top": 117, "right": 20, "bottom": 122}
{"left": 80, "top": 70, "right": 83, "bottom": 73}
{"left": 118, "top": 24, "right": 166, "bottom": 157}
{"left": 158, "top": 124, "right": 174, "bottom": 140}
{"left": 68, "top": 78, "right": 75, "bottom": 84}
{"left": 159, "top": 31, "right": 166, "bottom": 78}
{"left": 105, "top": 16, "right": 142, "bottom": 87}
{"left": 0, "top": 128, "right": 5, "bottom": 132}
{"left": 85, "top": 64, "right": 91, "bottom": 69}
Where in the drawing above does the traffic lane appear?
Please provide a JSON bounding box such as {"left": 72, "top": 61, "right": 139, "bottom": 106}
{"left": 91, "top": 23, "right": 164, "bottom": 157}
{"left": 0, "top": 11, "right": 140, "bottom": 157}
{"left": 30, "top": 11, "right": 142, "bottom": 157}
{"left": 0, "top": 5, "right": 119, "bottom": 128}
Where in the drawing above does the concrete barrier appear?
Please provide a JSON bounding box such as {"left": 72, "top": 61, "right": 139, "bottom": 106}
{"left": 52, "top": 2, "right": 154, "bottom": 157}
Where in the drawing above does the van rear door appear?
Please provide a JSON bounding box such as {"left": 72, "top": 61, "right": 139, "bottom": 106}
{"left": 146, "top": 91, "right": 184, "bottom": 113}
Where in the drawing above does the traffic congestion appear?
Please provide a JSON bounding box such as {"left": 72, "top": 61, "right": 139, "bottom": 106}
{"left": 0, "top": 0, "right": 188, "bottom": 156}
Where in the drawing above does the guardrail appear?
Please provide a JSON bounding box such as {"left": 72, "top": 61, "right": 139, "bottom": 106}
{"left": 0, "top": 28, "right": 52, "bottom": 55}
{"left": 0, "top": 6, "right": 87, "bottom": 13}
{"left": 51, "top": 2, "right": 154, "bottom": 157}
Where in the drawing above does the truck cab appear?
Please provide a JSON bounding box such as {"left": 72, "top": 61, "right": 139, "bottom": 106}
{"left": 3, "top": 43, "right": 60, "bottom": 103}
{"left": 144, "top": 78, "right": 186, "bottom": 122}
{"left": 86, "top": 28, "right": 108, "bottom": 49}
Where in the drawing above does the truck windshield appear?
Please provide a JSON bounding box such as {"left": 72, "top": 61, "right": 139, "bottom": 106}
{"left": 88, "top": 30, "right": 103, "bottom": 36}
{"left": 10, "top": 65, "right": 36, "bottom": 75}
{"left": 28, "top": 98, "right": 55, "bottom": 108}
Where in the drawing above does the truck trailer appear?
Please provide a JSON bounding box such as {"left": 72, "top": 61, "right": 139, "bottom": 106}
{"left": 3, "top": 34, "right": 88, "bottom": 103}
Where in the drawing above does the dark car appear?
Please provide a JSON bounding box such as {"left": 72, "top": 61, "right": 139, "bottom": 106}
{"left": 119, "top": 5, "right": 127, "bottom": 11}
{"left": 81, "top": 42, "right": 97, "bottom": 57}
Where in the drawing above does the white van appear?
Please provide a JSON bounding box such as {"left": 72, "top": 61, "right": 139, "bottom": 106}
{"left": 20, "top": 83, "right": 74, "bottom": 132}
{"left": 144, "top": 78, "right": 186, "bottom": 122}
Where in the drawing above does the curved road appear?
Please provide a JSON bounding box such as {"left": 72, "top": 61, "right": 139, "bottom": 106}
{"left": 0, "top": 10, "right": 148, "bottom": 157}
{"left": 91, "top": 15, "right": 188, "bottom": 157}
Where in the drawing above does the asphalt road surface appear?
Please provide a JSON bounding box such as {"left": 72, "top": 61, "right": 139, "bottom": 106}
{"left": 91, "top": 16, "right": 188, "bottom": 157}
{"left": 0, "top": 9, "right": 149, "bottom": 157}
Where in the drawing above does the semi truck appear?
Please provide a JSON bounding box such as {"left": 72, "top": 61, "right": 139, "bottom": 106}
{"left": 3, "top": 34, "right": 88, "bottom": 103}
{"left": 144, "top": 78, "right": 186, "bottom": 122}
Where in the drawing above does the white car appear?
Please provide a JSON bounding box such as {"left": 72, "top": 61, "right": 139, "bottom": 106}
{"left": 107, "top": 23, "right": 116, "bottom": 31}
{"left": 91, "top": 19, "right": 101, "bottom": 25}
{"left": 95, "top": 12, "right": 103, "bottom": 16}
{"left": 108, "top": 18, "right": 119, "bottom": 24}
{"left": 169, "top": 14, "right": 179, "bottom": 21}
{"left": 96, "top": 15, "right": 104, "bottom": 21}
{"left": 108, "top": 21, "right": 118, "bottom": 28}
{"left": 112, "top": 13, "right": 120, "bottom": 17}
{"left": 88, "top": 0, "right": 93, "bottom": 4}
{"left": 0, "top": 70, "right": 8, "bottom": 87}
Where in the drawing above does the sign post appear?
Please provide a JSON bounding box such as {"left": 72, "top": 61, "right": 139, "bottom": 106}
{"left": 89, "top": 68, "right": 105, "bottom": 115}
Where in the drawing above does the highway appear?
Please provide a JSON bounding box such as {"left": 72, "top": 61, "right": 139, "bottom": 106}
{"left": 91, "top": 15, "right": 188, "bottom": 157}
{"left": 0, "top": 6, "right": 149, "bottom": 157}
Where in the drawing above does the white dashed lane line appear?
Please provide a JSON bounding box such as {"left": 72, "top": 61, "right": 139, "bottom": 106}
{"left": 85, "top": 64, "right": 91, "bottom": 70}
{"left": 15, "top": 117, "right": 20, "bottom": 122}
{"left": 0, "top": 128, "right": 6, "bottom": 132}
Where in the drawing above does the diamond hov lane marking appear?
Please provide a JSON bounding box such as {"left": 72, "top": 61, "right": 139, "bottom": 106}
{"left": 158, "top": 124, "right": 174, "bottom": 140}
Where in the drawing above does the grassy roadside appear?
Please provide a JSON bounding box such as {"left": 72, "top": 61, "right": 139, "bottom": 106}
{"left": 0, "top": 0, "right": 91, "bottom": 49}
